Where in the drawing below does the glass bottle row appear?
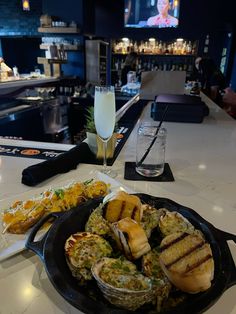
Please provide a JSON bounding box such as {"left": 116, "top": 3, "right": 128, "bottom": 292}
{"left": 113, "top": 56, "right": 194, "bottom": 72}
{"left": 112, "top": 38, "right": 198, "bottom": 56}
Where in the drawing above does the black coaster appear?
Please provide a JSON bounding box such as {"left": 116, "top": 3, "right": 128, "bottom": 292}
{"left": 124, "top": 162, "right": 175, "bottom": 181}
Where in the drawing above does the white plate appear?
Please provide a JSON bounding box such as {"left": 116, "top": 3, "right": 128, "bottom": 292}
{"left": 0, "top": 171, "right": 134, "bottom": 262}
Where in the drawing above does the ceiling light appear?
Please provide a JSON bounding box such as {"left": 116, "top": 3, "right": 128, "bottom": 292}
{"left": 22, "top": 0, "right": 30, "bottom": 11}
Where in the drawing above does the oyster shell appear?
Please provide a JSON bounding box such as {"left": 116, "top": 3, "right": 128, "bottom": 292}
{"left": 85, "top": 204, "right": 111, "bottom": 236}
{"left": 141, "top": 205, "right": 167, "bottom": 238}
{"left": 142, "top": 247, "right": 172, "bottom": 312}
{"left": 158, "top": 210, "right": 203, "bottom": 237}
{"left": 65, "top": 232, "right": 112, "bottom": 283}
{"left": 91, "top": 257, "right": 153, "bottom": 311}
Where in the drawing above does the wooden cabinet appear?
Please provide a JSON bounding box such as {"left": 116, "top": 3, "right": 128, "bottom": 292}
{"left": 85, "top": 40, "right": 109, "bottom": 85}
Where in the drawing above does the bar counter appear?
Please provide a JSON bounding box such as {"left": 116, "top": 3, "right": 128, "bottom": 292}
{"left": 0, "top": 76, "right": 59, "bottom": 96}
{"left": 0, "top": 93, "right": 236, "bottom": 314}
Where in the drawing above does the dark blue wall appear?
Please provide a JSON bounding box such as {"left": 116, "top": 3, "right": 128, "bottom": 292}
{"left": 42, "top": 0, "right": 95, "bottom": 34}
{"left": 0, "top": 0, "right": 42, "bottom": 72}
{"left": 0, "top": 0, "right": 86, "bottom": 79}
{"left": 1, "top": 38, "right": 43, "bottom": 73}
{"left": 42, "top": 0, "right": 86, "bottom": 79}
{"left": 42, "top": 0, "right": 83, "bottom": 28}
{"left": 0, "top": 0, "right": 42, "bottom": 36}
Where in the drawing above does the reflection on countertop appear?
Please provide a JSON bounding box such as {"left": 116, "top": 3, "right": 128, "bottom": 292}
{"left": 0, "top": 75, "right": 59, "bottom": 95}
{"left": 0, "top": 74, "right": 46, "bottom": 83}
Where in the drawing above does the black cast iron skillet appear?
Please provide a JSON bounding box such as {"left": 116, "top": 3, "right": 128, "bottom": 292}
{"left": 26, "top": 194, "right": 236, "bottom": 314}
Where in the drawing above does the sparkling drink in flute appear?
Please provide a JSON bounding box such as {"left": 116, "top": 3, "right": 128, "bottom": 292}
{"left": 94, "top": 86, "right": 116, "bottom": 177}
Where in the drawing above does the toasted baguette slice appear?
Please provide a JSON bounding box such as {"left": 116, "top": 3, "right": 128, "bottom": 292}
{"left": 103, "top": 191, "right": 142, "bottom": 223}
{"left": 111, "top": 217, "right": 151, "bottom": 260}
{"left": 159, "top": 232, "right": 214, "bottom": 294}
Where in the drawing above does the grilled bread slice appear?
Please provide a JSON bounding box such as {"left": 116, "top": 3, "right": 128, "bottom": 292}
{"left": 111, "top": 217, "right": 151, "bottom": 260}
{"left": 103, "top": 191, "right": 142, "bottom": 223}
{"left": 159, "top": 231, "right": 214, "bottom": 294}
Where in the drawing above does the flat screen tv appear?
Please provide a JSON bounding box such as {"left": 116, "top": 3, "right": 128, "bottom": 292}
{"left": 124, "top": 0, "right": 180, "bottom": 28}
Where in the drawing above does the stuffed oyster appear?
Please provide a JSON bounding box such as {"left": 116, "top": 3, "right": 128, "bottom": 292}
{"left": 91, "top": 257, "right": 158, "bottom": 311}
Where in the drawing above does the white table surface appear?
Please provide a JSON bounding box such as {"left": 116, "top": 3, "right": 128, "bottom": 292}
{"left": 0, "top": 93, "right": 236, "bottom": 314}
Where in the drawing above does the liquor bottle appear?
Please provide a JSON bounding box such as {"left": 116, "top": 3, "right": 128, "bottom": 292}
{"left": 159, "top": 41, "right": 163, "bottom": 54}
{"left": 13, "top": 66, "right": 19, "bottom": 78}
{"left": 186, "top": 41, "right": 192, "bottom": 54}
{"left": 204, "top": 35, "right": 209, "bottom": 54}
{"left": 173, "top": 43, "right": 176, "bottom": 55}
{"left": 50, "top": 42, "right": 59, "bottom": 59}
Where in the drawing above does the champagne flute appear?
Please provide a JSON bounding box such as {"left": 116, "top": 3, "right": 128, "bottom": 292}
{"left": 94, "top": 86, "right": 116, "bottom": 178}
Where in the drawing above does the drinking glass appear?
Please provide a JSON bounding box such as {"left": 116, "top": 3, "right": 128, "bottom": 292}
{"left": 136, "top": 123, "right": 167, "bottom": 177}
{"left": 94, "top": 86, "right": 116, "bottom": 178}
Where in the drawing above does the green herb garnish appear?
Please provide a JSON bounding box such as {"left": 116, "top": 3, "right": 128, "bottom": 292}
{"left": 54, "top": 189, "right": 65, "bottom": 199}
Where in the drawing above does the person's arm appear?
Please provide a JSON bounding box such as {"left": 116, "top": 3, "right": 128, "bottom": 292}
{"left": 222, "top": 87, "right": 236, "bottom": 106}
{"left": 209, "top": 72, "right": 225, "bottom": 102}
{"left": 222, "top": 87, "right": 236, "bottom": 118}
{"left": 210, "top": 86, "right": 219, "bottom": 101}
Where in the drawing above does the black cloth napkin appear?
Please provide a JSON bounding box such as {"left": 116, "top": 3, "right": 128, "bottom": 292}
{"left": 124, "top": 162, "right": 175, "bottom": 182}
{"left": 22, "top": 142, "right": 95, "bottom": 186}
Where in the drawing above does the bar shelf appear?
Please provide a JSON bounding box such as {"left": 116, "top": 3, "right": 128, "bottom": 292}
{"left": 39, "top": 44, "right": 81, "bottom": 51}
{"left": 38, "top": 27, "right": 80, "bottom": 34}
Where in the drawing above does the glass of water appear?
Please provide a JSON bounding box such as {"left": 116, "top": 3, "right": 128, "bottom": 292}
{"left": 136, "top": 122, "right": 167, "bottom": 177}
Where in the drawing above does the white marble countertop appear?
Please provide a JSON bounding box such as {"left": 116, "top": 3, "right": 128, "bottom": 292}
{"left": 0, "top": 93, "right": 236, "bottom": 313}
